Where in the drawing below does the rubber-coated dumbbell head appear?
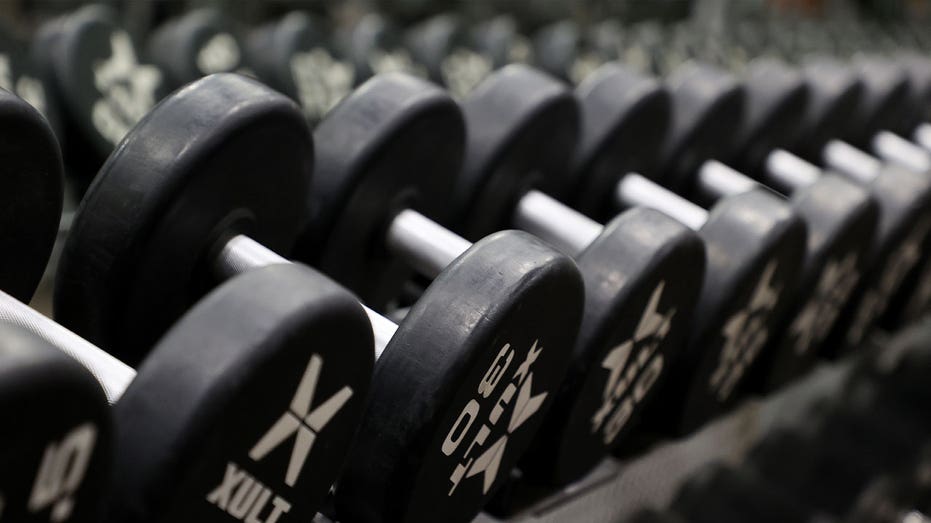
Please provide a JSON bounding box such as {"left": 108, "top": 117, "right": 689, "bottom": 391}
{"left": 851, "top": 57, "right": 912, "bottom": 144}
{"left": 0, "top": 322, "right": 111, "bottom": 522}
{"left": 295, "top": 73, "right": 460, "bottom": 306}
{"left": 33, "top": 5, "right": 165, "bottom": 167}
{"left": 794, "top": 57, "right": 864, "bottom": 161}
{"left": 730, "top": 58, "right": 809, "bottom": 176}
{"left": 147, "top": 8, "right": 245, "bottom": 89}
{"left": 333, "top": 13, "right": 420, "bottom": 84}
{"left": 570, "top": 62, "right": 670, "bottom": 221}
{"left": 245, "top": 11, "right": 348, "bottom": 123}
{"left": 107, "top": 264, "right": 373, "bottom": 521}
{"left": 0, "top": 18, "right": 61, "bottom": 140}
{"left": 660, "top": 61, "right": 745, "bottom": 192}
{"left": 454, "top": 64, "right": 704, "bottom": 483}
{"left": 0, "top": 88, "right": 62, "bottom": 304}
{"left": 470, "top": 16, "right": 531, "bottom": 70}
{"left": 55, "top": 75, "right": 311, "bottom": 362}
{"left": 899, "top": 53, "right": 931, "bottom": 130}
{"left": 453, "top": 64, "right": 577, "bottom": 238}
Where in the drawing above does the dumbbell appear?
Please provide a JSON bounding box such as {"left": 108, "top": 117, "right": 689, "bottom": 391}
{"left": 146, "top": 8, "right": 249, "bottom": 90}
{"left": 531, "top": 19, "right": 613, "bottom": 85}
{"left": 469, "top": 16, "right": 533, "bottom": 72}
{"left": 404, "top": 14, "right": 494, "bottom": 98}
{"left": 32, "top": 5, "right": 165, "bottom": 182}
{"left": 245, "top": 11, "right": 354, "bottom": 124}
{"left": 444, "top": 64, "right": 705, "bottom": 485}
{"left": 785, "top": 59, "right": 931, "bottom": 348}
{"left": 332, "top": 12, "right": 425, "bottom": 84}
{"left": 668, "top": 60, "right": 879, "bottom": 388}
{"left": 0, "top": 82, "right": 375, "bottom": 521}
{"left": 0, "top": 322, "right": 111, "bottom": 522}
{"left": 571, "top": 63, "right": 807, "bottom": 434}
{"left": 53, "top": 73, "right": 584, "bottom": 523}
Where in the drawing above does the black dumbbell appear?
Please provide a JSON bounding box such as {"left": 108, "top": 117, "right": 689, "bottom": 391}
{"left": 54, "top": 73, "right": 585, "bottom": 523}
{"left": 404, "top": 14, "right": 494, "bottom": 98}
{"left": 0, "top": 80, "right": 375, "bottom": 521}
{"left": 445, "top": 64, "right": 705, "bottom": 485}
{"left": 0, "top": 19, "right": 62, "bottom": 140}
{"left": 32, "top": 5, "right": 166, "bottom": 182}
{"left": 573, "top": 63, "right": 808, "bottom": 434}
{"left": 146, "top": 8, "right": 248, "bottom": 90}
{"left": 668, "top": 60, "right": 878, "bottom": 388}
{"left": 245, "top": 11, "right": 354, "bottom": 124}
{"left": 0, "top": 322, "right": 111, "bottom": 522}
{"left": 332, "top": 12, "right": 425, "bottom": 84}
{"left": 787, "top": 59, "right": 931, "bottom": 348}
{"left": 469, "top": 15, "right": 534, "bottom": 72}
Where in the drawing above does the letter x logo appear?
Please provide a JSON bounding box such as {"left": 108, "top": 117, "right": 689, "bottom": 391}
{"left": 249, "top": 354, "right": 353, "bottom": 487}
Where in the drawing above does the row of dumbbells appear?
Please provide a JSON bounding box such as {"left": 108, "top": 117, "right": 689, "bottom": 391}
{"left": 629, "top": 320, "right": 931, "bottom": 523}
{"left": 2, "top": 5, "right": 931, "bottom": 523}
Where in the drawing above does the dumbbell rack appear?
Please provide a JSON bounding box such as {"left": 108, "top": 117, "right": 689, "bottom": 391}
{"left": 311, "top": 338, "right": 866, "bottom": 522}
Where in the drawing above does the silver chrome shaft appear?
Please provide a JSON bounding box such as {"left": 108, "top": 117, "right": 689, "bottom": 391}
{"left": 385, "top": 209, "right": 472, "bottom": 280}
{"left": 695, "top": 159, "right": 761, "bottom": 204}
{"left": 914, "top": 122, "right": 931, "bottom": 153}
{"left": 214, "top": 234, "right": 399, "bottom": 360}
{"left": 873, "top": 130, "right": 931, "bottom": 174}
{"left": 615, "top": 173, "right": 709, "bottom": 231}
{"left": 764, "top": 149, "right": 822, "bottom": 193}
{"left": 513, "top": 190, "right": 602, "bottom": 257}
{"left": 823, "top": 139, "right": 883, "bottom": 185}
{"left": 0, "top": 290, "right": 135, "bottom": 404}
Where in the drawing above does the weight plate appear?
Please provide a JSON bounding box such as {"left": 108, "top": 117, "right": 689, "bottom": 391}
{"left": 733, "top": 59, "right": 809, "bottom": 175}
{"left": 825, "top": 164, "right": 931, "bottom": 352}
{"left": 108, "top": 264, "right": 373, "bottom": 522}
{"left": 454, "top": 65, "right": 577, "bottom": 239}
{"left": 519, "top": 208, "right": 704, "bottom": 485}
{"left": 246, "top": 11, "right": 351, "bottom": 124}
{"left": 572, "top": 63, "right": 671, "bottom": 221}
{"left": 297, "top": 73, "right": 461, "bottom": 307}
{"left": 56, "top": 74, "right": 309, "bottom": 364}
{"left": 0, "top": 89, "right": 62, "bottom": 303}
{"left": 0, "top": 322, "right": 111, "bottom": 523}
{"left": 753, "top": 174, "right": 878, "bottom": 389}
{"left": 147, "top": 8, "right": 245, "bottom": 90}
{"left": 643, "top": 189, "right": 807, "bottom": 434}
{"left": 661, "top": 62, "right": 745, "bottom": 192}
{"left": 853, "top": 58, "right": 911, "bottom": 141}
{"left": 335, "top": 230, "right": 583, "bottom": 523}
{"left": 795, "top": 58, "right": 864, "bottom": 163}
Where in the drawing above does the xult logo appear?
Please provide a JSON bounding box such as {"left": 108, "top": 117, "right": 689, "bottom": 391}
{"left": 28, "top": 423, "right": 97, "bottom": 522}
{"left": 789, "top": 252, "right": 860, "bottom": 355}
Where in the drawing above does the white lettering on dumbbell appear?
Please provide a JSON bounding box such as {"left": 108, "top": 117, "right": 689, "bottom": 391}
{"left": 28, "top": 422, "right": 97, "bottom": 522}
{"left": 788, "top": 252, "right": 860, "bottom": 355}
{"left": 440, "top": 48, "right": 491, "bottom": 99}
{"left": 289, "top": 49, "right": 354, "bottom": 121}
{"left": 591, "top": 282, "right": 673, "bottom": 444}
{"left": 443, "top": 340, "right": 548, "bottom": 496}
{"left": 205, "top": 462, "right": 291, "bottom": 523}
{"left": 368, "top": 49, "right": 425, "bottom": 78}
{"left": 196, "top": 33, "right": 240, "bottom": 74}
{"left": 847, "top": 218, "right": 930, "bottom": 345}
{"left": 710, "top": 261, "right": 781, "bottom": 401}
{"left": 249, "top": 354, "right": 352, "bottom": 487}
{"left": 92, "top": 31, "right": 161, "bottom": 145}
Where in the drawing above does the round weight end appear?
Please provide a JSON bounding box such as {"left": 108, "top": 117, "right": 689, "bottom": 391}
{"left": 573, "top": 63, "right": 671, "bottom": 221}
{"left": 796, "top": 58, "right": 864, "bottom": 160}
{"left": 0, "top": 322, "right": 111, "bottom": 523}
{"left": 335, "top": 230, "right": 584, "bottom": 523}
{"left": 455, "top": 64, "right": 578, "bottom": 239}
{"left": 56, "top": 74, "right": 310, "bottom": 363}
{"left": 107, "top": 264, "right": 373, "bottom": 522}
{"left": 519, "top": 208, "right": 705, "bottom": 485}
